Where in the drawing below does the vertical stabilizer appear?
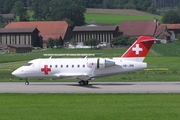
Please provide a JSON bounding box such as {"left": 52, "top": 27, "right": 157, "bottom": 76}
{"left": 121, "top": 36, "right": 156, "bottom": 62}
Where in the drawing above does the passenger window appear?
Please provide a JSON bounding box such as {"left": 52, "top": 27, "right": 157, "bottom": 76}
{"left": 61, "top": 65, "right": 63, "bottom": 68}
{"left": 50, "top": 65, "right": 52, "bottom": 68}
{"left": 66, "top": 65, "right": 68, "bottom": 68}
{"left": 77, "top": 65, "right": 80, "bottom": 68}
{"left": 55, "top": 65, "right": 58, "bottom": 68}
{"left": 72, "top": 65, "right": 74, "bottom": 68}
{"left": 83, "top": 65, "right": 85, "bottom": 68}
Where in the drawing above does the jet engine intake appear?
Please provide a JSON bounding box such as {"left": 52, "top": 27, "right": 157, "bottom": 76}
{"left": 97, "top": 58, "right": 115, "bottom": 69}
{"left": 87, "top": 58, "right": 115, "bottom": 69}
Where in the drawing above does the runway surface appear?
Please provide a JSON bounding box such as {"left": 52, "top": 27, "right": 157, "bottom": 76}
{"left": 0, "top": 82, "right": 180, "bottom": 93}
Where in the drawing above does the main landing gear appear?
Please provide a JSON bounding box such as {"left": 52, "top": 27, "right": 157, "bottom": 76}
{"left": 78, "top": 80, "right": 89, "bottom": 86}
{"left": 25, "top": 78, "right": 29, "bottom": 85}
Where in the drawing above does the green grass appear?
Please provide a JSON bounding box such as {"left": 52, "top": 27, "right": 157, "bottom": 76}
{"left": 0, "top": 48, "right": 128, "bottom": 63}
{"left": 144, "top": 57, "right": 180, "bottom": 70}
{"left": 26, "top": 11, "right": 162, "bottom": 24}
{"left": 0, "top": 93, "right": 180, "bottom": 120}
{"left": 85, "top": 13, "right": 162, "bottom": 24}
{"left": 38, "top": 48, "right": 127, "bottom": 54}
{"left": 1, "top": 56, "right": 180, "bottom": 71}
{"left": 4, "top": 41, "right": 180, "bottom": 64}
{"left": 152, "top": 43, "right": 180, "bottom": 56}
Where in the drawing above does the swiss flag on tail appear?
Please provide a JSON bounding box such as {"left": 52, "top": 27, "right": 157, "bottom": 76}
{"left": 121, "top": 36, "right": 156, "bottom": 62}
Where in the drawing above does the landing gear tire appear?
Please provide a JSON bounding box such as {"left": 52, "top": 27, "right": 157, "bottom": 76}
{"left": 84, "top": 81, "right": 89, "bottom": 85}
{"left": 79, "top": 81, "right": 85, "bottom": 86}
{"left": 25, "top": 78, "right": 29, "bottom": 85}
{"left": 79, "top": 80, "right": 89, "bottom": 86}
{"left": 25, "top": 82, "right": 29, "bottom": 85}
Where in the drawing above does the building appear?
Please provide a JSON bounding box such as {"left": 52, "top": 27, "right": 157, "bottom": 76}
{"left": 0, "top": 14, "right": 15, "bottom": 23}
{"left": 0, "top": 28, "right": 42, "bottom": 47}
{"left": 0, "top": 14, "right": 15, "bottom": 28}
{"left": 5, "top": 21, "right": 72, "bottom": 47}
{"left": 0, "top": 14, "right": 15, "bottom": 19}
{"left": 119, "top": 20, "right": 157, "bottom": 37}
{"left": 119, "top": 20, "right": 175, "bottom": 43}
{"left": 7, "top": 44, "right": 32, "bottom": 53}
{"left": 0, "top": 43, "right": 8, "bottom": 53}
{"left": 163, "top": 24, "right": 180, "bottom": 37}
{"left": 154, "top": 24, "right": 175, "bottom": 43}
{"left": 73, "top": 24, "right": 119, "bottom": 44}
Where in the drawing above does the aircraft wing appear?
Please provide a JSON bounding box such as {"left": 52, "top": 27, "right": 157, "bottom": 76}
{"left": 54, "top": 65, "right": 96, "bottom": 80}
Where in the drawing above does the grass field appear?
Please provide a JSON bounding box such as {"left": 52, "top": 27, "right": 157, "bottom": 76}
{"left": 85, "top": 13, "right": 162, "bottom": 24}
{"left": 152, "top": 43, "right": 180, "bottom": 56}
{"left": 0, "top": 93, "right": 180, "bottom": 120}
{"left": 26, "top": 10, "right": 161, "bottom": 25}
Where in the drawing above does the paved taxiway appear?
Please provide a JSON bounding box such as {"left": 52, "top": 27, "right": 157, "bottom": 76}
{"left": 0, "top": 82, "right": 180, "bottom": 93}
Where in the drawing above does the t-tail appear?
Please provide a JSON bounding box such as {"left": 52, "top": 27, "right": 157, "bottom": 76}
{"left": 121, "top": 36, "right": 156, "bottom": 62}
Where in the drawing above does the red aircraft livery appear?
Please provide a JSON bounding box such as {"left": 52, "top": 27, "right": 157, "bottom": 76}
{"left": 41, "top": 65, "right": 51, "bottom": 75}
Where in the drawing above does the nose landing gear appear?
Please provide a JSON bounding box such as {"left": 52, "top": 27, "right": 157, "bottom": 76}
{"left": 25, "top": 78, "right": 29, "bottom": 85}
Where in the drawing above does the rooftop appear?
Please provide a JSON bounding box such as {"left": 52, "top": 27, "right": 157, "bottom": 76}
{"left": 119, "top": 20, "right": 157, "bottom": 37}
{"left": 73, "top": 24, "right": 118, "bottom": 32}
{"left": 0, "top": 28, "right": 38, "bottom": 33}
{"left": 5, "top": 21, "right": 69, "bottom": 40}
{"left": 7, "top": 44, "right": 32, "bottom": 48}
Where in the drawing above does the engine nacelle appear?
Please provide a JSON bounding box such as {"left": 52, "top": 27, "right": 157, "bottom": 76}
{"left": 87, "top": 58, "right": 115, "bottom": 69}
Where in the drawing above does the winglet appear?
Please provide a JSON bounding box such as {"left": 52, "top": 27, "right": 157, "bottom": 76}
{"left": 121, "top": 36, "right": 156, "bottom": 62}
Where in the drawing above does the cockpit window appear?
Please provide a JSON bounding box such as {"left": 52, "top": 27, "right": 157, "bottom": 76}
{"left": 24, "top": 63, "right": 33, "bottom": 66}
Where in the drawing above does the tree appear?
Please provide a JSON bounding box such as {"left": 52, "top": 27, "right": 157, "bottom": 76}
{"left": 0, "top": 0, "right": 16, "bottom": 13}
{"left": 103, "top": 0, "right": 114, "bottom": 9}
{"left": 151, "top": 0, "right": 180, "bottom": 8}
{"left": 11, "top": 1, "right": 28, "bottom": 21}
{"left": 81, "top": 0, "right": 103, "bottom": 8}
{"left": 31, "top": 0, "right": 86, "bottom": 26}
{"left": 55, "top": 39, "right": 63, "bottom": 48}
{"left": 111, "top": 35, "right": 134, "bottom": 47}
{"left": 111, "top": 37, "right": 120, "bottom": 47}
{"left": 50, "top": 0, "right": 86, "bottom": 26}
{"left": 84, "top": 39, "right": 100, "bottom": 49}
{"left": 162, "top": 10, "right": 180, "bottom": 24}
{"left": 47, "top": 38, "right": 55, "bottom": 48}
{"left": 31, "top": 0, "right": 51, "bottom": 21}
{"left": 177, "top": 34, "right": 180, "bottom": 42}
{"left": 147, "top": 4, "right": 157, "bottom": 14}
{"left": 69, "top": 39, "right": 77, "bottom": 48}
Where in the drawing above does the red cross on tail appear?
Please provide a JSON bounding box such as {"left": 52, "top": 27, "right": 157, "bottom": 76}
{"left": 41, "top": 65, "right": 51, "bottom": 75}
{"left": 121, "top": 36, "right": 156, "bottom": 62}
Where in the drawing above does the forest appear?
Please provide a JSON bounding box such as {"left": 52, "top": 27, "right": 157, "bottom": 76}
{"left": 1, "top": 0, "right": 180, "bottom": 14}
{"left": 151, "top": 0, "right": 180, "bottom": 8}
{"left": 0, "top": 0, "right": 180, "bottom": 26}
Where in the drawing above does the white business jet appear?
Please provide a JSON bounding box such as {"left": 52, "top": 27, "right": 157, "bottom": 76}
{"left": 12, "top": 36, "right": 155, "bottom": 85}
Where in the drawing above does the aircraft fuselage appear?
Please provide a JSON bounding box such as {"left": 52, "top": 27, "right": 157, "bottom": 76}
{"left": 12, "top": 58, "right": 146, "bottom": 79}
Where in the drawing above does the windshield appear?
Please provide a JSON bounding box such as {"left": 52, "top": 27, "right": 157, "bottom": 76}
{"left": 24, "top": 63, "right": 33, "bottom": 66}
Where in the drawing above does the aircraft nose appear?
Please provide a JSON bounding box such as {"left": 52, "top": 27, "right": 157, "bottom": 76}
{"left": 12, "top": 70, "right": 19, "bottom": 76}
{"left": 12, "top": 69, "right": 23, "bottom": 77}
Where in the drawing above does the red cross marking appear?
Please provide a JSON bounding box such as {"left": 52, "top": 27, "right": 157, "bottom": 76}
{"left": 41, "top": 65, "right": 51, "bottom": 75}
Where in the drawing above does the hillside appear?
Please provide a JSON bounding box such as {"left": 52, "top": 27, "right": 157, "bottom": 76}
{"left": 85, "top": 8, "right": 162, "bottom": 24}
{"left": 86, "top": 8, "right": 161, "bottom": 17}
